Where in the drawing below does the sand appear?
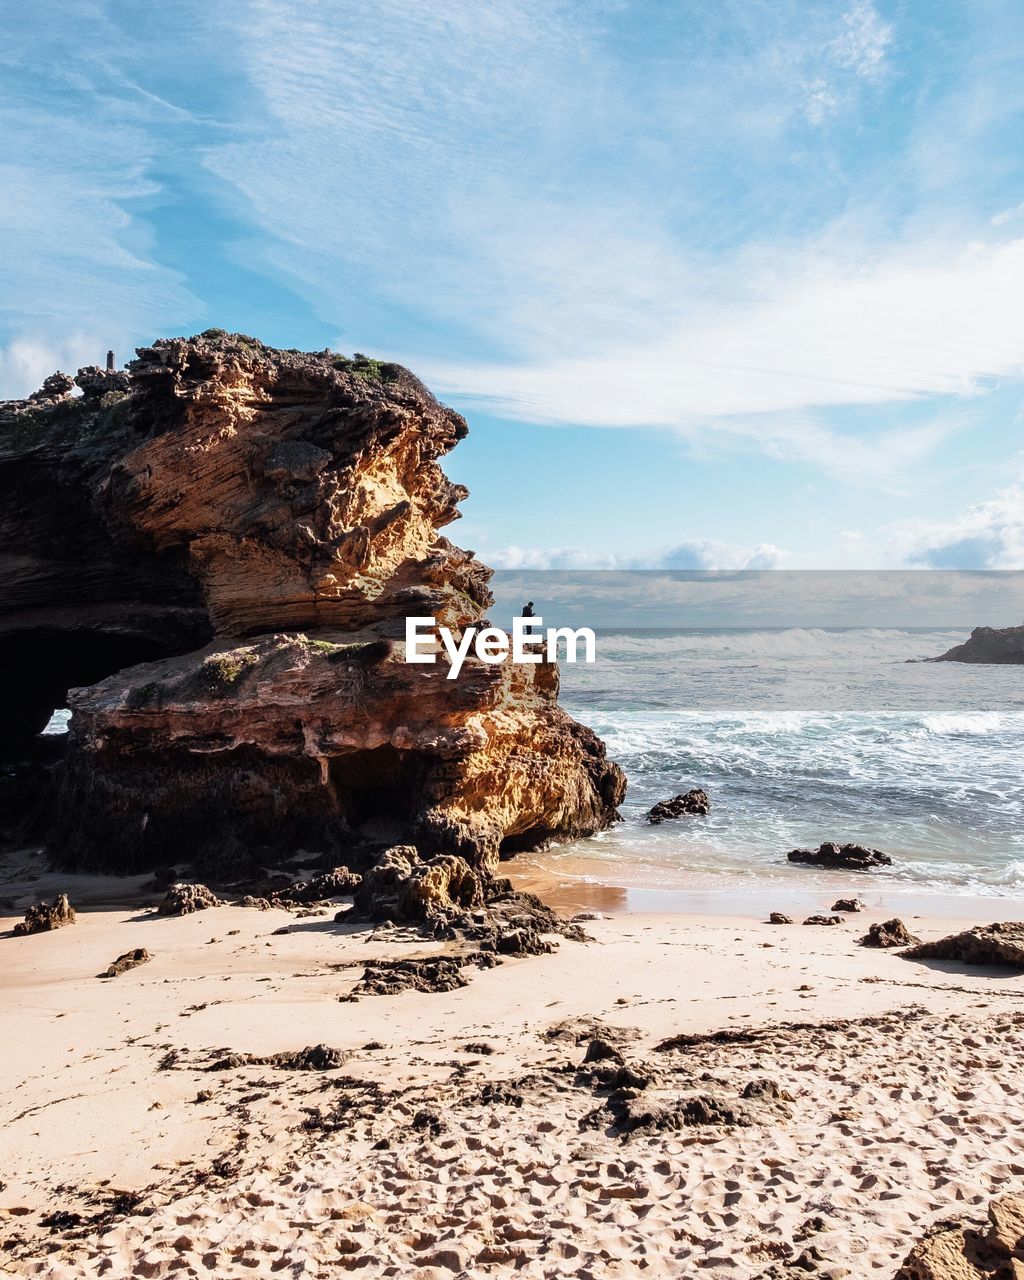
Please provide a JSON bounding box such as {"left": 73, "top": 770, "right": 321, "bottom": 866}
{"left": 2, "top": 851, "right": 1024, "bottom": 1278}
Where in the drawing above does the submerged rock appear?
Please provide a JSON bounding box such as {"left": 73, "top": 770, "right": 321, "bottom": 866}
{"left": 645, "top": 789, "right": 710, "bottom": 823}
{"left": 895, "top": 1192, "right": 1024, "bottom": 1279}
{"left": 13, "top": 893, "right": 76, "bottom": 935}
{"left": 925, "top": 625, "right": 1024, "bottom": 665}
{"left": 157, "top": 883, "right": 221, "bottom": 916}
{"left": 902, "top": 921, "right": 1024, "bottom": 968}
{"left": 861, "top": 918, "right": 919, "bottom": 948}
{"left": 787, "top": 842, "right": 893, "bottom": 871}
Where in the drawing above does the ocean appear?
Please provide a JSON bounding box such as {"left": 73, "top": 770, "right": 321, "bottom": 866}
{"left": 542, "top": 627, "right": 1024, "bottom": 899}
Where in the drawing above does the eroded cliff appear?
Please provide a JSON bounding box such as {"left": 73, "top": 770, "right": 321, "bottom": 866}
{"left": 0, "top": 333, "right": 624, "bottom": 872}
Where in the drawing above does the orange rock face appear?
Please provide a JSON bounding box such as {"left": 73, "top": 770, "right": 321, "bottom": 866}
{"left": 1, "top": 333, "right": 624, "bottom": 871}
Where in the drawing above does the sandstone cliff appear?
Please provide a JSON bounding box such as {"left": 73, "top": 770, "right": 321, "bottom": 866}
{"left": 0, "top": 333, "right": 624, "bottom": 872}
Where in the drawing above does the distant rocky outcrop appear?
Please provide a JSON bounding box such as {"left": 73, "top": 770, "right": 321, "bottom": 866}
{"left": 0, "top": 333, "right": 624, "bottom": 874}
{"left": 902, "top": 921, "right": 1024, "bottom": 968}
{"left": 787, "top": 842, "right": 893, "bottom": 870}
{"left": 645, "top": 789, "right": 710, "bottom": 823}
{"left": 895, "top": 1193, "right": 1024, "bottom": 1280}
{"left": 925, "top": 625, "right": 1024, "bottom": 664}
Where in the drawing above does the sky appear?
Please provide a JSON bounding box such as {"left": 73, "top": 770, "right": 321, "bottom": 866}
{"left": 1, "top": 0, "right": 1023, "bottom": 570}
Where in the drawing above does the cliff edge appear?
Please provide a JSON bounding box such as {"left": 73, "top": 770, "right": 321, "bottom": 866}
{"left": 0, "top": 332, "right": 624, "bottom": 872}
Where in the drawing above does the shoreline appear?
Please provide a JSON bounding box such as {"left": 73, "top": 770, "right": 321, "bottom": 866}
{"left": 505, "top": 853, "right": 1024, "bottom": 921}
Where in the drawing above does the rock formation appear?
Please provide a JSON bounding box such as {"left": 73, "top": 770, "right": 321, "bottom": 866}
{"left": 13, "top": 893, "right": 76, "bottom": 935}
{"left": 786, "top": 841, "right": 893, "bottom": 870}
{"left": 861, "top": 917, "right": 918, "bottom": 948}
{"left": 156, "top": 883, "right": 222, "bottom": 915}
{"left": 926, "top": 625, "right": 1024, "bottom": 664}
{"left": 902, "top": 921, "right": 1024, "bottom": 968}
{"left": 645, "top": 789, "right": 710, "bottom": 822}
{"left": 895, "top": 1193, "right": 1024, "bottom": 1280}
{"left": 98, "top": 947, "right": 152, "bottom": 978}
{"left": 0, "top": 333, "right": 624, "bottom": 874}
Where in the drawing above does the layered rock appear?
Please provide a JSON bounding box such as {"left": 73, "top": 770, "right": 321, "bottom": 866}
{"left": 895, "top": 1193, "right": 1024, "bottom": 1280}
{"left": 927, "top": 625, "right": 1024, "bottom": 664}
{"left": 1, "top": 333, "right": 624, "bottom": 873}
{"left": 902, "top": 921, "right": 1024, "bottom": 968}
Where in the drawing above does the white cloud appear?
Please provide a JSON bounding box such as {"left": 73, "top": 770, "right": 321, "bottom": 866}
{"left": 419, "top": 237, "right": 1024, "bottom": 481}
{"left": 485, "top": 539, "right": 787, "bottom": 571}
{"left": 830, "top": 0, "right": 892, "bottom": 80}
{"left": 0, "top": 335, "right": 99, "bottom": 400}
{"left": 890, "top": 480, "right": 1024, "bottom": 569}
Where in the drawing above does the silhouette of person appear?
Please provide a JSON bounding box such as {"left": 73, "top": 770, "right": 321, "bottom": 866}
{"left": 522, "top": 601, "right": 535, "bottom": 617}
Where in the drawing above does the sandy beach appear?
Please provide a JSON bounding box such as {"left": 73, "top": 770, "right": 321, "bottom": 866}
{"left": 3, "top": 849, "right": 1024, "bottom": 1279}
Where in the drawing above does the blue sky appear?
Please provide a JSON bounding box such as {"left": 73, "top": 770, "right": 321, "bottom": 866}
{"left": 2, "top": 0, "right": 1023, "bottom": 569}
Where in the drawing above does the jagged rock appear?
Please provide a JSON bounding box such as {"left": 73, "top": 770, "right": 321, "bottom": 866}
{"left": 13, "top": 893, "right": 75, "bottom": 935}
{"left": 99, "top": 948, "right": 152, "bottom": 978}
{"left": 583, "top": 1038, "right": 623, "bottom": 1065}
{"left": 803, "top": 915, "right": 843, "bottom": 926}
{"left": 269, "top": 866, "right": 362, "bottom": 906}
{"left": 353, "top": 848, "right": 484, "bottom": 925}
{"left": 645, "top": 789, "right": 710, "bottom": 823}
{"left": 157, "top": 882, "right": 221, "bottom": 916}
{"left": 831, "top": 898, "right": 863, "bottom": 912}
{"left": 397, "top": 854, "right": 484, "bottom": 921}
{"left": 861, "top": 918, "right": 919, "bottom": 948}
{"left": 769, "top": 912, "right": 794, "bottom": 924}
{"left": 894, "top": 1193, "right": 1024, "bottom": 1279}
{"left": 926, "top": 625, "right": 1024, "bottom": 665}
{"left": 240, "top": 895, "right": 271, "bottom": 910}
{"left": 787, "top": 842, "right": 892, "bottom": 870}
{"left": 350, "top": 955, "right": 471, "bottom": 997}
{"left": 1, "top": 335, "right": 623, "bottom": 871}
{"left": 29, "top": 372, "right": 75, "bottom": 403}
{"left": 207, "top": 1043, "right": 347, "bottom": 1071}
{"left": 902, "top": 921, "right": 1024, "bottom": 969}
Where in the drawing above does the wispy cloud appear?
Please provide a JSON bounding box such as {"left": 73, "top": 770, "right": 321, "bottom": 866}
{"left": 485, "top": 539, "right": 787, "bottom": 571}
{"left": 890, "top": 478, "right": 1024, "bottom": 569}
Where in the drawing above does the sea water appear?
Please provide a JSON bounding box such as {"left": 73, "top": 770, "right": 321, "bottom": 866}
{"left": 543, "top": 627, "right": 1024, "bottom": 898}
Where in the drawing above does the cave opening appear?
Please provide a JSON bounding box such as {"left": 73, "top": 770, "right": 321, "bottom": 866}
{"left": 0, "top": 629, "right": 179, "bottom": 758}
{"left": 329, "top": 745, "right": 433, "bottom": 842}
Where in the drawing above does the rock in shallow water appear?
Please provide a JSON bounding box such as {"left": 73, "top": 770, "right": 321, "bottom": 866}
{"left": 645, "top": 789, "right": 710, "bottom": 823}
{"left": 787, "top": 842, "right": 893, "bottom": 870}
